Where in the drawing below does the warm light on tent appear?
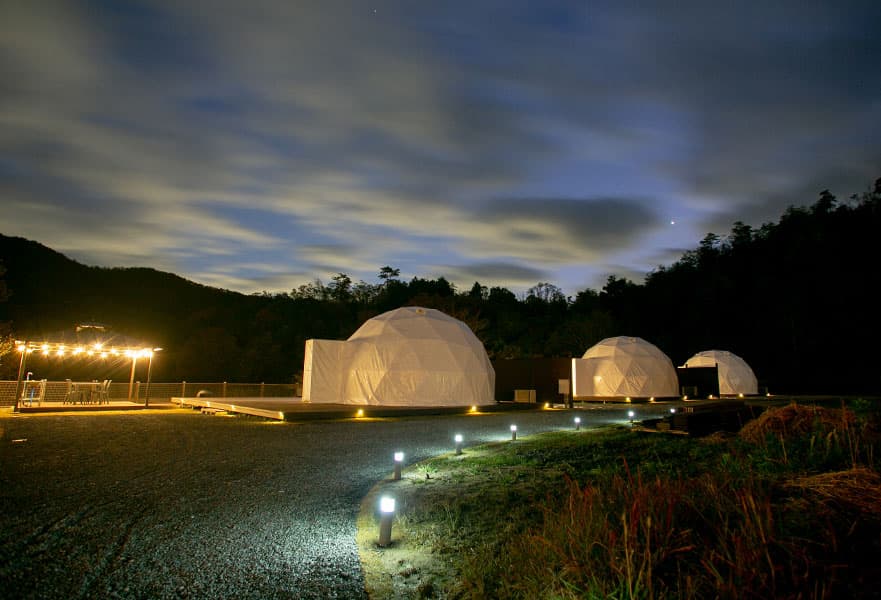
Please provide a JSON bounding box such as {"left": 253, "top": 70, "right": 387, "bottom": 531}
{"left": 575, "top": 337, "right": 678, "bottom": 399}
{"left": 356, "top": 409, "right": 364, "bottom": 417}
{"left": 682, "top": 350, "right": 758, "bottom": 396}
{"left": 303, "top": 307, "right": 494, "bottom": 407}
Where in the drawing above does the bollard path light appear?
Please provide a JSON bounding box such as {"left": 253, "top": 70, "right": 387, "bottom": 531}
{"left": 454, "top": 434, "right": 463, "bottom": 455}
{"left": 378, "top": 496, "right": 395, "bottom": 547}
{"left": 628, "top": 410, "right": 635, "bottom": 425}
{"left": 393, "top": 451, "right": 404, "bottom": 480}
{"left": 574, "top": 416, "right": 581, "bottom": 430}
{"left": 510, "top": 424, "right": 517, "bottom": 441}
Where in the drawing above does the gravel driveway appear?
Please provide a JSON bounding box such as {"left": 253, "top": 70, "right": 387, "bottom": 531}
{"left": 0, "top": 404, "right": 675, "bottom": 599}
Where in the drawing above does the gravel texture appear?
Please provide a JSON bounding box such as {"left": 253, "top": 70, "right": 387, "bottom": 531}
{"left": 0, "top": 404, "right": 674, "bottom": 599}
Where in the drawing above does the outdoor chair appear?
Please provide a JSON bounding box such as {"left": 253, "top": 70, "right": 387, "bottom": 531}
{"left": 63, "top": 381, "right": 83, "bottom": 404}
{"left": 94, "top": 380, "right": 111, "bottom": 404}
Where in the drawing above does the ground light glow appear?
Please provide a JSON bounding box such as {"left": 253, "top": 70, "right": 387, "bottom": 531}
{"left": 574, "top": 416, "right": 581, "bottom": 430}
{"left": 510, "top": 424, "right": 517, "bottom": 441}
{"left": 454, "top": 434, "right": 463, "bottom": 455}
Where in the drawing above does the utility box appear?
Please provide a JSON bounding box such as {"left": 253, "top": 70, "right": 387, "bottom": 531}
{"left": 514, "top": 389, "right": 536, "bottom": 403}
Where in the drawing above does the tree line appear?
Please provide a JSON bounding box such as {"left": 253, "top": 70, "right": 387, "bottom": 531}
{"left": 1, "top": 178, "right": 879, "bottom": 393}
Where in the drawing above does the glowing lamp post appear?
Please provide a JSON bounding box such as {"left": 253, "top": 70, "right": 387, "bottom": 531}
{"left": 378, "top": 496, "right": 395, "bottom": 547}
{"left": 574, "top": 416, "right": 581, "bottom": 431}
{"left": 510, "top": 424, "right": 517, "bottom": 441}
{"left": 454, "top": 434, "right": 463, "bottom": 455}
{"left": 628, "top": 410, "right": 635, "bottom": 425}
{"left": 393, "top": 451, "right": 404, "bottom": 480}
{"left": 144, "top": 348, "right": 162, "bottom": 407}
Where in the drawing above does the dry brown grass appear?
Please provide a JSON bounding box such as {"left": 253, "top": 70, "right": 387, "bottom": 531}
{"left": 785, "top": 467, "right": 881, "bottom": 518}
{"left": 739, "top": 402, "right": 856, "bottom": 445}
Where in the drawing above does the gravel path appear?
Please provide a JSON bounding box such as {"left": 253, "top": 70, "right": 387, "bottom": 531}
{"left": 0, "top": 404, "right": 675, "bottom": 599}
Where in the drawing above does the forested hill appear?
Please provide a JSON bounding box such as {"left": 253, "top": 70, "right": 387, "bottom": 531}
{"left": 1, "top": 178, "right": 879, "bottom": 392}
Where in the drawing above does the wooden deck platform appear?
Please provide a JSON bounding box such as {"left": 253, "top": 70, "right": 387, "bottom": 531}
{"left": 171, "top": 397, "right": 542, "bottom": 421}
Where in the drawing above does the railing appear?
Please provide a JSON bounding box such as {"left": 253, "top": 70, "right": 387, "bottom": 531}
{"left": 0, "top": 381, "right": 302, "bottom": 407}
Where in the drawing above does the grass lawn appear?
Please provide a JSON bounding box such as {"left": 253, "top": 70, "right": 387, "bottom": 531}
{"left": 358, "top": 400, "right": 881, "bottom": 599}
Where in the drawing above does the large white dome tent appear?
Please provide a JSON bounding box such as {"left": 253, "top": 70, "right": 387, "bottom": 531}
{"left": 572, "top": 336, "right": 679, "bottom": 399}
{"left": 302, "top": 307, "right": 495, "bottom": 406}
{"left": 682, "top": 350, "right": 758, "bottom": 396}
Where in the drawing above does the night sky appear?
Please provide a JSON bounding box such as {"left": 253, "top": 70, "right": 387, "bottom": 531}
{"left": 2, "top": 1, "right": 879, "bottom": 295}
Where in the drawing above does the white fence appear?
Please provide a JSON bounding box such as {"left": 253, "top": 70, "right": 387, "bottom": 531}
{"left": 0, "top": 381, "right": 301, "bottom": 406}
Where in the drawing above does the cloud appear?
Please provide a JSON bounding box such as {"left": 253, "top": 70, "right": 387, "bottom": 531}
{"left": 440, "top": 262, "right": 549, "bottom": 289}
{"left": 479, "top": 197, "right": 662, "bottom": 257}
{"left": 1, "top": 0, "right": 878, "bottom": 298}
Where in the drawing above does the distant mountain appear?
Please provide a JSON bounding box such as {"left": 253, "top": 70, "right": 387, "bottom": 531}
{"left": 0, "top": 233, "right": 252, "bottom": 341}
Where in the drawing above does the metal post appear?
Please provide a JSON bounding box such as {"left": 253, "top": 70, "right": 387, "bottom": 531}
{"left": 378, "top": 496, "right": 395, "bottom": 547}
{"left": 128, "top": 355, "right": 138, "bottom": 402}
{"left": 378, "top": 513, "right": 393, "bottom": 546}
{"left": 13, "top": 344, "right": 28, "bottom": 413}
{"left": 393, "top": 452, "right": 403, "bottom": 480}
{"left": 145, "top": 353, "right": 153, "bottom": 407}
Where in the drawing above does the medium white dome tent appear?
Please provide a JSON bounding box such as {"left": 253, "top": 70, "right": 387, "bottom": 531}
{"left": 302, "top": 307, "right": 495, "bottom": 406}
{"left": 683, "top": 350, "right": 758, "bottom": 396}
{"left": 572, "top": 336, "right": 679, "bottom": 399}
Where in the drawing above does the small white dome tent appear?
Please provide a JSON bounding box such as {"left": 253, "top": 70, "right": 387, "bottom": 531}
{"left": 302, "top": 307, "right": 495, "bottom": 406}
{"left": 572, "top": 336, "right": 679, "bottom": 399}
{"left": 683, "top": 350, "right": 758, "bottom": 396}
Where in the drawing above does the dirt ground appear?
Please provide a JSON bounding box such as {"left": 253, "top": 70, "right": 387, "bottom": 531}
{"left": 1, "top": 404, "right": 623, "bottom": 599}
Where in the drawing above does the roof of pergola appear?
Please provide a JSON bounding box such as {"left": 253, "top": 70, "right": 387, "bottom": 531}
{"left": 15, "top": 324, "right": 157, "bottom": 358}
